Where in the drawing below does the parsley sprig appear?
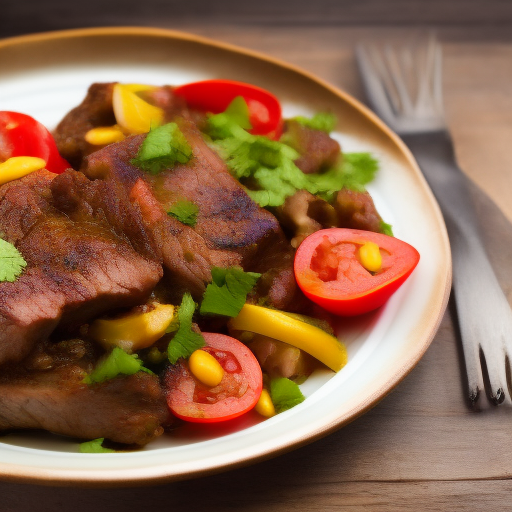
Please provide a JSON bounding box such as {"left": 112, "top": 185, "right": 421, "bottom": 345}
{"left": 0, "top": 238, "right": 27, "bottom": 282}
{"left": 132, "top": 122, "right": 192, "bottom": 174}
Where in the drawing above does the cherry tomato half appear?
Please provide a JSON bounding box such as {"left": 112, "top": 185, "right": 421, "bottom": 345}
{"left": 173, "top": 79, "right": 283, "bottom": 139}
{"left": 0, "top": 111, "right": 70, "bottom": 174}
{"left": 294, "top": 228, "right": 420, "bottom": 316}
{"left": 164, "top": 332, "right": 263, "bottom": 423}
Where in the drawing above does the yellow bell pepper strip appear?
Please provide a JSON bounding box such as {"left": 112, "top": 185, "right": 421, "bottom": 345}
{"left": 0, "top": 156, "right": 46, "bottom": 185}
{"left": 84, "top": 125, "right": 126, "bottom": 146}
{"left": 88, "top": 303, "right": 175, "bottom": 353}
{"left": 228, "top": 304, "right": 347, "bottom": 372}
{"left": 112, "top": 83, "right": 164, "bottom": 134}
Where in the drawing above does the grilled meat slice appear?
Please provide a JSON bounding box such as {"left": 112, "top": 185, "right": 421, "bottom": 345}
{"left": 82, "top": 123, "right": 301, "bottom": 308}
{"left": 53, "top": 83, "right": 117, "bottom": 169}
{"left": 83, "top": 136, "right": 214, "bottom": 299}
{"left": 53, "top": 83, "right": 191, "bottom": 169}
{"left": 334, "top": 188, "right": 385, "bottom": 233}
{"left": 146, "top": 120, "right": 285, "bottom": 270}
{"left": 0, "top": 170, "right": 162, "bottom": 366}
{"left": 282, "top": 120, "right": 341, "bottom": 175}
{"left": 0, "top": 339, "right": 171, "bottom": 445}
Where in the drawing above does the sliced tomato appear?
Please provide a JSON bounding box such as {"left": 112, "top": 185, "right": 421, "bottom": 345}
{"left": 164, "top": 332, "right": 263, "bottom": 423}
{"left": 0, "top": 111, "right": 70, "bottom": 174}
{"left": 173, "top": 79, "right": 283, "bottom": 139}
{"left": 294, "top": 228, "right": 420, "bottom": 316}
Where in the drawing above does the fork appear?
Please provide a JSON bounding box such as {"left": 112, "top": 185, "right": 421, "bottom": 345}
{"left": 355, "top": 36, "right": 512, "bottom": 407}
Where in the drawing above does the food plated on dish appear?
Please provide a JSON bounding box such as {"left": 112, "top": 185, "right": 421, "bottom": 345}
{"left": 0, "top": 28, "right": 450, "bottom": 484}
{"left": 0, "top": 78, "right": 419, "bottom": 451}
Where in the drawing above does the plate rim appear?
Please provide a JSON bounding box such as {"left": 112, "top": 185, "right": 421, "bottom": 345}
{"left": 0, "top": 26, "right": 452, "bottom": 487}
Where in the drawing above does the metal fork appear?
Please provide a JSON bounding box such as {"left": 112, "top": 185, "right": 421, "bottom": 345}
{"left": 356, "top": 36, "right": 512, "bottom": 407}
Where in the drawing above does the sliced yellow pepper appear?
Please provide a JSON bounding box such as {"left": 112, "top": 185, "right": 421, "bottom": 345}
{"left": 84, "top": 125, "right": 126, "bottom": 146}
{"left": 88, "top": 303, "right": 175, "bottom": 352}
{"left": 228, "top": 304, "right": 347, "bottom": 372}
{"left": 0, "top": 156, "right": 46, "bottom": 185}
{"left": 112, "top": 83, "right": 164, "bottom": 135}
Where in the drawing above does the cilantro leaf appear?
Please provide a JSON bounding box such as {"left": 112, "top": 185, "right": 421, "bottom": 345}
{"left": 336, "top": 152, "right": 379, "bottom": 192}
{"left": 200, "top": 266, "right": 261, "bottom": 317}
{"left": 167, "top": 293, "right": 205, "bottom": 364}
{"left": 380, "top": 220, "right": 394, "bottom": 236}
{"left": 290, "top": 112, "right": 337, "bottom": 133}
{"left": 223, "top": 96, "right": 252, "bottom": 130}
{"left": 206, "top": 97, "right": 252, "bottom": 140}
{"left": 0, "top": 238, "right": 27, "bottom": 282}
{"left": 167, "top": 200, "right": 199, "bottom": 227}
{"left": 209, "top": 117, "right": 379, "bottom": 207}
{"left": 79, "top": 438, "right": 116, "bottom": 454}
{"left": 132, "top": 123, "right": 192, "bottom": 174}
{"left": 83, "top": 347, "right": 152, "bottom": 385}
{"left": 270, "top": 378, "right": 305, "bottom": 413}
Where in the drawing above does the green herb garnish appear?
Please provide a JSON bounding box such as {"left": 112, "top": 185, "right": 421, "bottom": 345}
{"left": 207, "top": 112, "right": 379, "bottom": 207}
{"left": 83, "top": 347, "right": 153, "bottom": 385}
{"left": 290, "top": 112, "right": 337, "bottom": 133}
{"left": 167, "top": 200, "right": 199, "bottom": 227}
{"left": 132, "top": 122, "right": 192, "bottom": 174}
{"left": 0, "top": 238, "right": 27, "bottom": 282}
{"left": 79, "top": 438, "right": 116, "bottom": 454}
{"left": 380, "top": 220, "right": 394, "bottom": 237}
{"left": 270, "top": 377, "right": 305, "bottom": 413}
{"left": 200, "top": 266, "right": 261, "bottom": 317}
{"left": 167, "top": 293, "right": 205, "bottom": 364}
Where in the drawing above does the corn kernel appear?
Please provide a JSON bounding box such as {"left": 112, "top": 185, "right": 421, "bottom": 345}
{"left": 85, "top": 125, "right": 125, "bottom": 146}
{"left": 189, "top": 349, "right": 224, "bottom": 387}
{"left": 359, "top": 241, "right": 382, "bottom": 272}
{"left": 255, "top": 389, "right": 276, "bottom": 417}
{"left": 0, "top": 156, "right": 46, "bottom": 185}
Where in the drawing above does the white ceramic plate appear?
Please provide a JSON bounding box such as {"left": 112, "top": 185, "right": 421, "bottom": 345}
{"left": 0, "top": 27, "right": 451, "bottom": 485}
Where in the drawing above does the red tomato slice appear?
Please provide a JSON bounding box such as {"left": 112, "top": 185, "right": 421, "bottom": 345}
{"left": 164, "top": 332, "right": 263, "bottom": 423}
{"left": 0, "top": 111, "right": 70, "bottom": 174}
{"left": 173, "top": 79, "right": 283, "bottom": 139}
{"left": 294, "top": 228, "right": 420, "bottom": 316}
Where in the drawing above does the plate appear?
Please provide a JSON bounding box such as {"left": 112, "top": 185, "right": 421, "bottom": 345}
{"left": 0, "top": 27, "right": 451, "bottom": 486}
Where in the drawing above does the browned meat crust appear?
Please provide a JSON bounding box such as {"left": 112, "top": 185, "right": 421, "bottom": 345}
{"left": 82, "top": 135, "right": 214, "bottom": 300}
{"left": 283, "top": 120, "right": 341, "bottom": 175}
{"left": 334, "top": 188, "right": 384, "bottom": 233}
{"left": 81, "top": 123, "right": 304, "bottom": 310}
{"left": 0, "top": 338, "right": 171, "bottom": 445}
{"left": 53, "top": 83, "right": 191, "bottom": 170}
{"left": 0, "top": 169, "right": 163, "bottom": 366}
{"left": 53, "top": 83, "right": 117, "bottom": 169}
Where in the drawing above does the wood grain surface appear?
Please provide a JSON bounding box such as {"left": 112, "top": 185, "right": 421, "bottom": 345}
{"left": 2, "top": 22, "right": 512, "bottom": 511}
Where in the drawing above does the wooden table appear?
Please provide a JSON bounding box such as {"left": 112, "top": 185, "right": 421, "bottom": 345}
{"left": 3, "top": 23, "right": 512, "bottom": 511}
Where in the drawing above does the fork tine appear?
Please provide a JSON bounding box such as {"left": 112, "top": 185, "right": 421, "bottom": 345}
{"left": 432, "top": 39, "right": 444, "bottom": 116}
{"left": 383, "top": 44, "right": 415, "bottom": 116}
{"left": 355, "top": 44, "right": 397, "bottom": 129}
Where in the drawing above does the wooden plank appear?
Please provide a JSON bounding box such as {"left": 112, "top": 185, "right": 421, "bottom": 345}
{"left": 2, "top": 24, "right": 512, "bottom": 511}
{"left": 2, "top": 0, "right": 512, "bottom": 39}
{"left": 2, "top": 474, "right": 512, "bottom": 511}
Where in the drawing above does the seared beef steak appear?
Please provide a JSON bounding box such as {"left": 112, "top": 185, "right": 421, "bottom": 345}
{"left": 0, "top": 169, "right": 162, "bottom": 366}
{"left": 53, "top": 83, "right": 191, "bottom": 169}
{"left": 53, "top": 83, "right": 117, "bottom": 170}
{"left": 82, "top": 123, "right": 303, "bottom": 309}
{"left": 0, "top": 340, "right": 171, "bottom": 445}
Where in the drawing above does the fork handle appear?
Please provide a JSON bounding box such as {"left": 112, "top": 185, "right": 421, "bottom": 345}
{"left": 402, "top": 131, "right": 511, "bottom": 405}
